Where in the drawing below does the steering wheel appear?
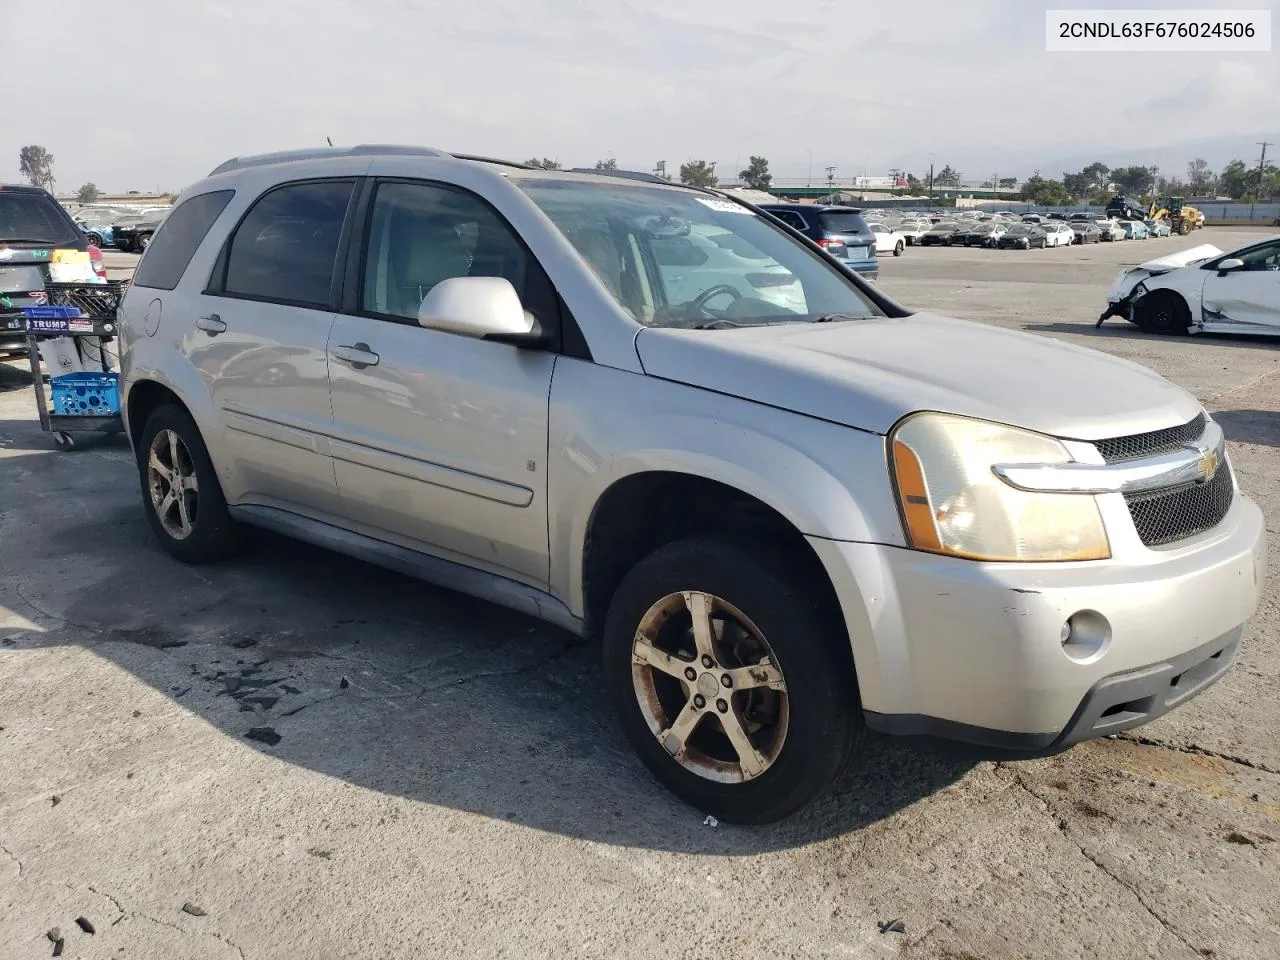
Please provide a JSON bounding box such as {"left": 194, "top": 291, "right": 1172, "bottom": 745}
{"left": 692, "top": 284, "right": 743, "bottom": 315}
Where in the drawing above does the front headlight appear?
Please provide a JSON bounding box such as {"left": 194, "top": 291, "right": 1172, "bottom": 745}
{"left": 889, "top": 412, "right": 1111, "bottom": 562}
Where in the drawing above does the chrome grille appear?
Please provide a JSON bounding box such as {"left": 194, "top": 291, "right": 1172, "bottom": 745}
{"left": 1093, "top": 413, "right": 1207, "bottom": 463}
{"left": 1124, "top": 466, "right": 1234, "bottom": 547}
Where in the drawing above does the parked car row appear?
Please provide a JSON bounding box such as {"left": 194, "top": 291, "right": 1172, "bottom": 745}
{"left": 863, "top": 207, "right": 1193, "bottom": 251}
{"left": 62, "top": 204, "right": 172, "bottom": 252}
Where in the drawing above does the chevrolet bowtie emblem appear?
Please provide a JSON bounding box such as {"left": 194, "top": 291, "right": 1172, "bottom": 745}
{"left": 1195, "top": 447, "right": 1220, "bottom": 483}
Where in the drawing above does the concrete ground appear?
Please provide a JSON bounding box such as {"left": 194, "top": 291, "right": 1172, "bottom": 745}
{"left": 2, "top": 229, "right": 1277, "bottom": 960}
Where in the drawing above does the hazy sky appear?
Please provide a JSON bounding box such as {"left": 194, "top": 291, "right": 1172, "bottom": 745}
{"left": 5, "top": 0, "right": 1278, "bottom": 193}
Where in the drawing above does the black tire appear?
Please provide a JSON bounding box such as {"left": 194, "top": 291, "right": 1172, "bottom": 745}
{"left": 1135, "top": 290, "right": 1191, "bottom": 336}
{"left": 137, "top": 404, "right": 242, "bottom": 563}
{"left": 86, "top": 233, "right": 102, "bottom": 248}
{"left": 139, "top": 233, "right": 152, "bottom": 250}
{"left": 894, "top": 241, "right": 904, "bottom": 256}
{"left": 602, "top": 537, "right": 864, "bottom": 824}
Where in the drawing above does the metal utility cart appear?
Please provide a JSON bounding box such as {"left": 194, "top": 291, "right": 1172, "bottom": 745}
{"left": 22, "top": 280, "right": 128, "bottom": 451}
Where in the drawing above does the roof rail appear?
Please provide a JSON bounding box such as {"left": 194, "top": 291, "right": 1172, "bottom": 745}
{"left": 209, "top": 144, "right": 449, "bottom": 177}
{"left": 567, "top": 168, "right": 675, "bottom": 185}
{"left": 448, "top": 153, "right": 533, "bottom": 170}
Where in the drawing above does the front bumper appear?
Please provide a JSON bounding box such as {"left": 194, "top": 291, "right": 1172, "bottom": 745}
{"left": 807, "top": 493, "right": 1266, "bottom": 749}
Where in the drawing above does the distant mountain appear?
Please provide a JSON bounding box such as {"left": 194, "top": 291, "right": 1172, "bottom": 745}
{"left": 881, "top": 133, "right": 1276, "bottom": 184}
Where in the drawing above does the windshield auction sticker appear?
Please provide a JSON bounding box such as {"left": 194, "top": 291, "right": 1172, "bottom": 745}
{"left": 1046, "top": 9, "right": 1270, "bottom": 50}
{"left": 697, "top": 197, "right": 752, "bottom": 214}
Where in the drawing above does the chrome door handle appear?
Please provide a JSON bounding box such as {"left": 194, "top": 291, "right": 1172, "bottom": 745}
{"left": 195, "top": 314, "right": 227, "bottom": 335}
{"left": 332, "top": 342, "right": 380, "bottom": 369}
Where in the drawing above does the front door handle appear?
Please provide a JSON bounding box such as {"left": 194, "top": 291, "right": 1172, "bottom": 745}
{"left": 195, "top": 314, "right": 227, "bottom": 335}
{"left": 332, "top": 342, "right": 380, "bottom": 370}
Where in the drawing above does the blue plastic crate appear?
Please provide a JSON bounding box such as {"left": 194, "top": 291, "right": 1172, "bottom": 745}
{"left": 20, "top": 306, "right": 82, "bottom": 319}
{"left": 51, "top": 372, "right": 120, "bottom": 416}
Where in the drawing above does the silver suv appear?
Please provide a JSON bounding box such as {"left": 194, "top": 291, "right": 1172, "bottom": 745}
{"left": 118, "top": 146, "right": 1266, "bottom": 823}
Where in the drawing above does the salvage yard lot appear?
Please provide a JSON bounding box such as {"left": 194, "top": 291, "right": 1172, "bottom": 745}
{"left": 1, "top": 229, "right": 1278, "bottom": 960}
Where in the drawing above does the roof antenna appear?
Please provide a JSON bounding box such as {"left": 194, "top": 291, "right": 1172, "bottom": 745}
{"left": 326, "top": 136, "right": 333, "bottom": 146}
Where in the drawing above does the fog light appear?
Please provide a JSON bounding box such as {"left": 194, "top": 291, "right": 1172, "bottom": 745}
{"left": 1060, "top": 610, "right": 1111, "bottom": 664}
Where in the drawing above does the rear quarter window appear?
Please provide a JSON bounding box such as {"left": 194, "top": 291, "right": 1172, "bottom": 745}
{"left": 132, "top": 190, "right": 235, "bottom": 290}
{"left": 770, "top": 210, "right": 809, "bottom": 231}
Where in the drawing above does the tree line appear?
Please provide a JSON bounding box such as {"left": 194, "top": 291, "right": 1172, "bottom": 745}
{"left": 1021, "top": 157, "right": 1279, "bottom": 207}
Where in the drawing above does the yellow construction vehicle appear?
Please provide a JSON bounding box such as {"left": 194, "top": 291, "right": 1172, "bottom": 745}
{"left": 1147, "top": 196, "right": 1204, "bottom": 235}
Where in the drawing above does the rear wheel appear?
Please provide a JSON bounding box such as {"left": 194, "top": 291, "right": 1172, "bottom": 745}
{"left": 85, "top": 233, "right": 101, "bottom": 248}
{"left": 139, "top": 233, "right": 152, "bottom": 250}
{"left": 603, "top": 537, "right": 864, "bottom": 824}
{"left": 1135, "top": 290, "right": 1191, "bottom": 335}
{"left": 138, "top": 404, "right": 242, "bottom": 563}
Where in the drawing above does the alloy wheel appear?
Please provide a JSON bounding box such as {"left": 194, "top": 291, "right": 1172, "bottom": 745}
{"left": 630, "top": 591, "right": 789, "bottom": 784}
{"left": 147, "top": 429, "right": 199, "bottom": 539}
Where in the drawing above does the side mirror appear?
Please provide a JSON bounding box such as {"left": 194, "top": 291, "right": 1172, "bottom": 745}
{"left": 1217, "top": 258, "right": 1244, "bottom": 274}
{"left": 417, "top": 276, "right": 543, "bottom": 345}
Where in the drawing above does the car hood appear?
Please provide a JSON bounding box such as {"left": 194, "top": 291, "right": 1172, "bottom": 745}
{"left": 634, "top": 314, "right": 1199, "bottom": 440}
{"left": 1105, "top": 243, "right": 1223, "bottom": 303}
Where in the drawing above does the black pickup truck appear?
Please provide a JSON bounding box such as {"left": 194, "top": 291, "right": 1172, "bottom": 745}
{"left": 0, "top": 184, "right": 107, "bottom": 355}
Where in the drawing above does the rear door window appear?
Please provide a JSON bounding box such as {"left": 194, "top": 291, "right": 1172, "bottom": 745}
{"left": 217, "top": 180, "right": 355, "bottom": 308}
{"left": 132, "top": 190, "right": 235, "bottom": 290}
{"left": 817, "top": 211, "right": 868, "bottom": 235}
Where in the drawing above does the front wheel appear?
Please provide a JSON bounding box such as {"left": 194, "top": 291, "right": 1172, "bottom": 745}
{"left": 138, "top": 404, "right": 242, "bottom": 563}
{"left": 894, "top": 241, "right": 904, "bottom": 256}
{"left": 603, "top": 537, "right": 864, "bottom": 824}
{"left": 1134, "top": 290, "right": 1191, "bottom": 335}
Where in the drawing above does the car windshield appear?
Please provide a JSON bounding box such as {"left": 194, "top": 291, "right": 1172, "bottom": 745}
{"left": 1006, "top": 225, "right": 1031, "bottom": 236}
{"left": 0, "top": 192, "right": 78, "bottom": 243}
{"left": 516, "top": 178, "right": 882, "bottom": 328}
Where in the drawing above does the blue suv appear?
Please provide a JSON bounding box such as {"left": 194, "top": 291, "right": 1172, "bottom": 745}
{"left": 758, "top": 204, "right": 879, "bottom": 279}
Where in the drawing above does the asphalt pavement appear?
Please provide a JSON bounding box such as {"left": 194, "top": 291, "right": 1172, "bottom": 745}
{"left": 1, "top": 229, "right": 1277, "bottom": 960}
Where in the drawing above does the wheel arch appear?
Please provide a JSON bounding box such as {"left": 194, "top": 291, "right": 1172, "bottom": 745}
{"left": 574, "top": 466, "right": 853, "bottom": 646}
{"left": 121, "top": 363, "right": 220, "bottom": 468}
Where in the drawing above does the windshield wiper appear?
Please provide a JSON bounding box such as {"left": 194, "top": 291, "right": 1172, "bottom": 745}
{"left": 814, "top": 313, "right": 866, "bottom": 323}
{"left": 1, "top": 238, "right": 66, "bottom": 244}
{"left": 691, "top": 317, "right": 760, "bottom": 330}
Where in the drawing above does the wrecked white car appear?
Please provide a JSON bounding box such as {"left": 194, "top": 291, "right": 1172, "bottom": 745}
{"left": 1097, "top": 236, "right": 1280, "bottom": 335}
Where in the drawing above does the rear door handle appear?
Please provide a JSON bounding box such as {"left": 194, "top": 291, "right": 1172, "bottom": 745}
{"left": 195, "top": 314, "right": 226, "bottom": 335}
{"left": 332, "top": 342, "right": 380, "bottom": 369}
